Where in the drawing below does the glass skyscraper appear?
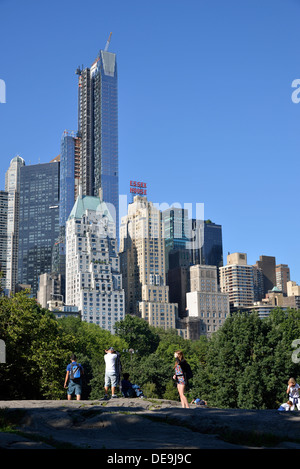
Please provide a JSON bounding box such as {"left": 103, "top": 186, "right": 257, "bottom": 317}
{"left": 18, "top": 160, "right": 60, "bottom": 296}
{"left": 191, "top": 220, "right": 223, "bottom": 270}
{"left": 59, "top": 130, "right": 81, "bottom": 227}
{"left": 77, "top": 44, "right": 119, "bottom": 237}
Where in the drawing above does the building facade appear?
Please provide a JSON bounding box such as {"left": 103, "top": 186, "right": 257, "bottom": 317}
{"left": 185, "top": 264, "right": 229, "bottom": 337}
{"left": 18, "top": 160, "right": 60, "bottom": 296}
{"left": 220, "top": 252, "right": 255, "bottom": 310}
{"left": 77, "top": 44, "right": 119, "bottom": 236}
{"left": 5, "top": 155, "right": 25, "bottom": 295}
{"left": 190, "top": 219, "right": 223, "bottom": 271}
{"left": 119, "top": 196, "right": 177, "bottom": 329}
{"left": 59, "top": 130, "right": 81, "bottom": 227}
{"left": 276, "top": 264, "right": 290, "bottom": 296}
{"left": 0, "top": 191, "right": 8, "bottom": 291}
{"left": 255, "top": 255, "right": 276, "bottom": 298}
{"left": 65, "top": 192, "right": 124, "bottom": 333}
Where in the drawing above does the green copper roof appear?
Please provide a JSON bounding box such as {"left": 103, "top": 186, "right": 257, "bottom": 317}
{"left": 68, "top": 195, "right": 114, "bottom": 222}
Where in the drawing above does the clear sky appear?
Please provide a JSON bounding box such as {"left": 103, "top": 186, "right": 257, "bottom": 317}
{"left": 0, "top": 0, "right": 299, "bottom": 282}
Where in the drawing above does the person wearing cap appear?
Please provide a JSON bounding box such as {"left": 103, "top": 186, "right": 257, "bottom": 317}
{"left": 103, "top": 347, "right": 118, "bottom": 399}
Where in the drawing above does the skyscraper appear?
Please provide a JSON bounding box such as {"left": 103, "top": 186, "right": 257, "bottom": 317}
{"left": 18, "top": 160, "right": 60, "bottom": 296}
{"left": 59, "top": 130, "right": 81, "bottom": 228}
{"left": 0, "top": 191, "right": 8, "bottom": 291}
{"left": 5, "top": 155, "right": 25, "bottom": 295}
{"left": 119, "top": 196, "right": 177, "bottom": 329}
{"left": 76, "top": 36, "right": 119, "bottom": 236}
{"left": 190, "top": 219, "right": 223, "bottom": 270}
{"left": 65, "top": 192, "right": 124, "bottom": 332}
{"left": 185, "top": 264, "right": 229, "bottom": 337}
{"left": 220, "top": 252, "right": 255, "bottom": 311}
{"left": 255, "top": 255, "right": 276, "bottom": 297}
{"left": 276, "top": 264, "right": 290, "bottom": 296}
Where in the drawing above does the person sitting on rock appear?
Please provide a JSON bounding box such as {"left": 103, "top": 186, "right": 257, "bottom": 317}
{"left": 121, "top": 373, "right": 144, "bottom": 398}
{"left": 278, "top": 400, "right": 293, "bottom": 411}
{"left": 191, "top": 398, "right": 207, "bottom": 406}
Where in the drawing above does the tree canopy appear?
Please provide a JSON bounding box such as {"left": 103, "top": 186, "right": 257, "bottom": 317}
{"left": 0, "top": 291, "right": 299, "bottom": 409}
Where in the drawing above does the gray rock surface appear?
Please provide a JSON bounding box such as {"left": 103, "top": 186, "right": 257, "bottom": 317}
{"left": 0, "top": 398, "right": 300, "bottom": 450}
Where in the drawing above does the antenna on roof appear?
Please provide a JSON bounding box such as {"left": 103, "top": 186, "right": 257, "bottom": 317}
{"left": 104, "top": 32, "right": 112, "bottom": 52}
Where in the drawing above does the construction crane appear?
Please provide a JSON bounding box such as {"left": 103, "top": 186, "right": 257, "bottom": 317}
{"left": 104, "top": 32, "right": 112, "bottom": 52}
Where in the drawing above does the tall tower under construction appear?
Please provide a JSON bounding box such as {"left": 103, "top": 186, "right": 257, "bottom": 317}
{"left": 76, "top": 33, "right": 119, "bottom": 237}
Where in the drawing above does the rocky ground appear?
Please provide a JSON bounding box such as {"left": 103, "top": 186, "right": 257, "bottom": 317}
{"left": 0, "top": 398, "right": 300, "bottom": 451}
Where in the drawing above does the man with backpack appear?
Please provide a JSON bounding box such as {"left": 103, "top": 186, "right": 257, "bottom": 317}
{"left": 64, "top": 354, "right": 84, "bottom": 400}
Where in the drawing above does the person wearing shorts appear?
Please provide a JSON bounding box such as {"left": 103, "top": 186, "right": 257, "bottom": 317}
{"left": 64, "top": 354, "right": 84, "bottom": 400}
{"left": 104, "top": 348, "right": 118, "bottom": 399}
{"left": 172, "top": 350, "right": 190, "bottom": 408}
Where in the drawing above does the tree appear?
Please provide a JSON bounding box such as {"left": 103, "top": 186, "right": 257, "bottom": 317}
{"left": 0, "top": 292, "right": 77, "bottom": 399}
{"left": 114, "top": 315, "right": 159, "bottom": 356}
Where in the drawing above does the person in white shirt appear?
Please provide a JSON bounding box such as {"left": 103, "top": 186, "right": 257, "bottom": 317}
{"left": 287, "top": 377, "right": 300, "bottom": 411}
{"left": 104, "top": 348, "right": 118, "bottom": 399}
{"left": 278, "top": 400, "right": 293, "bottom": 411}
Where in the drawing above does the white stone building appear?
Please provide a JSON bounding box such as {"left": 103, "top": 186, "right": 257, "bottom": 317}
{"left": 186, "top": 264, "right": 229, "bottom": 336}
{"left": 66, "top": 193, "right": 125, "bottom": 333}
{"left": 5, "top": 155, "right": 25, "bottom": 295}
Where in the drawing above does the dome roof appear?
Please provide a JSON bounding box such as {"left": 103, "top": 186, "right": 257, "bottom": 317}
{"left": 11, "top": 155, "right": 25, "bottom": 165}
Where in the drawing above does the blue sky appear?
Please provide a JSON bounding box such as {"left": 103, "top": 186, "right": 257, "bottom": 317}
{"left": 0, "top": 0, "right": 300, "bottom": 282}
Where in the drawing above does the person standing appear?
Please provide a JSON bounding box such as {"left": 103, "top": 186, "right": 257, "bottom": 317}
{"left": 104, "top": 347, "right": 119, "bottom": 399}
{"left": 64, "top": 354, "right": 84, "bottom": 401}
{"left": 172, "top": 350, "right": 190, "bottom": 408}
{"left": 286, "top": 377, "right": 300, "bottom": 410}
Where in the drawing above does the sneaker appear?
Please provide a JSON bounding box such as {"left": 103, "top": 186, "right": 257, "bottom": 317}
{"left": 111, "top": 395, "right": 118, "bottom": 398}
{"left": 102, "top": 395, "right": 109, "bottom": 401}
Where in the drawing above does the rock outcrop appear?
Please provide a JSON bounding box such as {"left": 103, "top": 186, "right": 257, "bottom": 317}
{"left": 1, "top": 398, "right": 300, "bottom": 450}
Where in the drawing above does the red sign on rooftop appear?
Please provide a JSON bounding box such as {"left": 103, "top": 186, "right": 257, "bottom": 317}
{"left": 130, "top": 180, "right": 147, "bottom": 196}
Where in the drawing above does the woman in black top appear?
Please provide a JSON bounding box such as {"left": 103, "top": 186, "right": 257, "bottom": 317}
{"left": 172, "top": 350, "right": 190, "bottom": 408}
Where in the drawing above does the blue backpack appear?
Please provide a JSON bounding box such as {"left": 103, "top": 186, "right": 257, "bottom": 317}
{"left": 70, "top": 363, "right": 81, "bottom": 380}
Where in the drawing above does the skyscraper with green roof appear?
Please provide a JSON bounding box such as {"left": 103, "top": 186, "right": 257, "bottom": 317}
{"left": 65, "top": 192, "right": 124, "bottom": 332}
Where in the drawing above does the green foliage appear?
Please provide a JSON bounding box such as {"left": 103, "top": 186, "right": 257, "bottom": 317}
{"left": 114, "top": 315, "right": 159, "bottom": 356}
{"left": 192, "top": 309, "right": 300, "bottom": 409}
{"left": 0, "top": 292, "right": 76, "bottom": 399}
{"left": 1, "top": 292, "right": 300, "bottom": 409}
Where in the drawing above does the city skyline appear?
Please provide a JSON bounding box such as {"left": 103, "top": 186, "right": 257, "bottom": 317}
{"left": 0, "top": 0, "right": 299, "bottom": 284}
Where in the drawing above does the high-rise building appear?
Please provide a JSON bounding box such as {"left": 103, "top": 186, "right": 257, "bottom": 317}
{"left": 0, "top": 191, "right": 8, "bottom": 291}
{"left": 162, "top": 207, "right": 190, "bottom": 265}
{"left": 52, "top": 130, "right": 81, "bottom": 301}
{"left": 287, "top": 281, "right": 300, "bottom": 309}
{"left": 37, "top": 272, "right": 64, "bottom": 309}
{"left": 5, "top": 155, "right": 25, "bottom": 295}
{"left": 162, "top": 207, "right": 192, "bottom": 316}
{"left": 119, "top": 196, "right": 177, "bottom": 329}
{"left": 185, "top": 264, "right": 229, "bottom": 337}
{"left": 220, "top": 252, "right": 255, "bottom": 311}
{"left": 18, "top": 160, "right": 60, "bottom": 296}
{"left": 65, "top": 192, "right": 124, "bottom": 332}
{"left": 190, "top": 219, "right": 223, "bottom": 270}
{"left": 255, "top": 255, "right": 276, "bottom": 297}
{"left": 276, "top": 264, "right": 290, "bottom": 296}
{"left": 252, "top": 264, "right": 264, "bottom": 302}
{"left": 59, "top": 130, "right": 81, "bottom": 228}
{"left": 76, "top": 37, "right": 119, "bottom": 237}
{"left": 163, "top": 212, "right": 224, "bottom": 317}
